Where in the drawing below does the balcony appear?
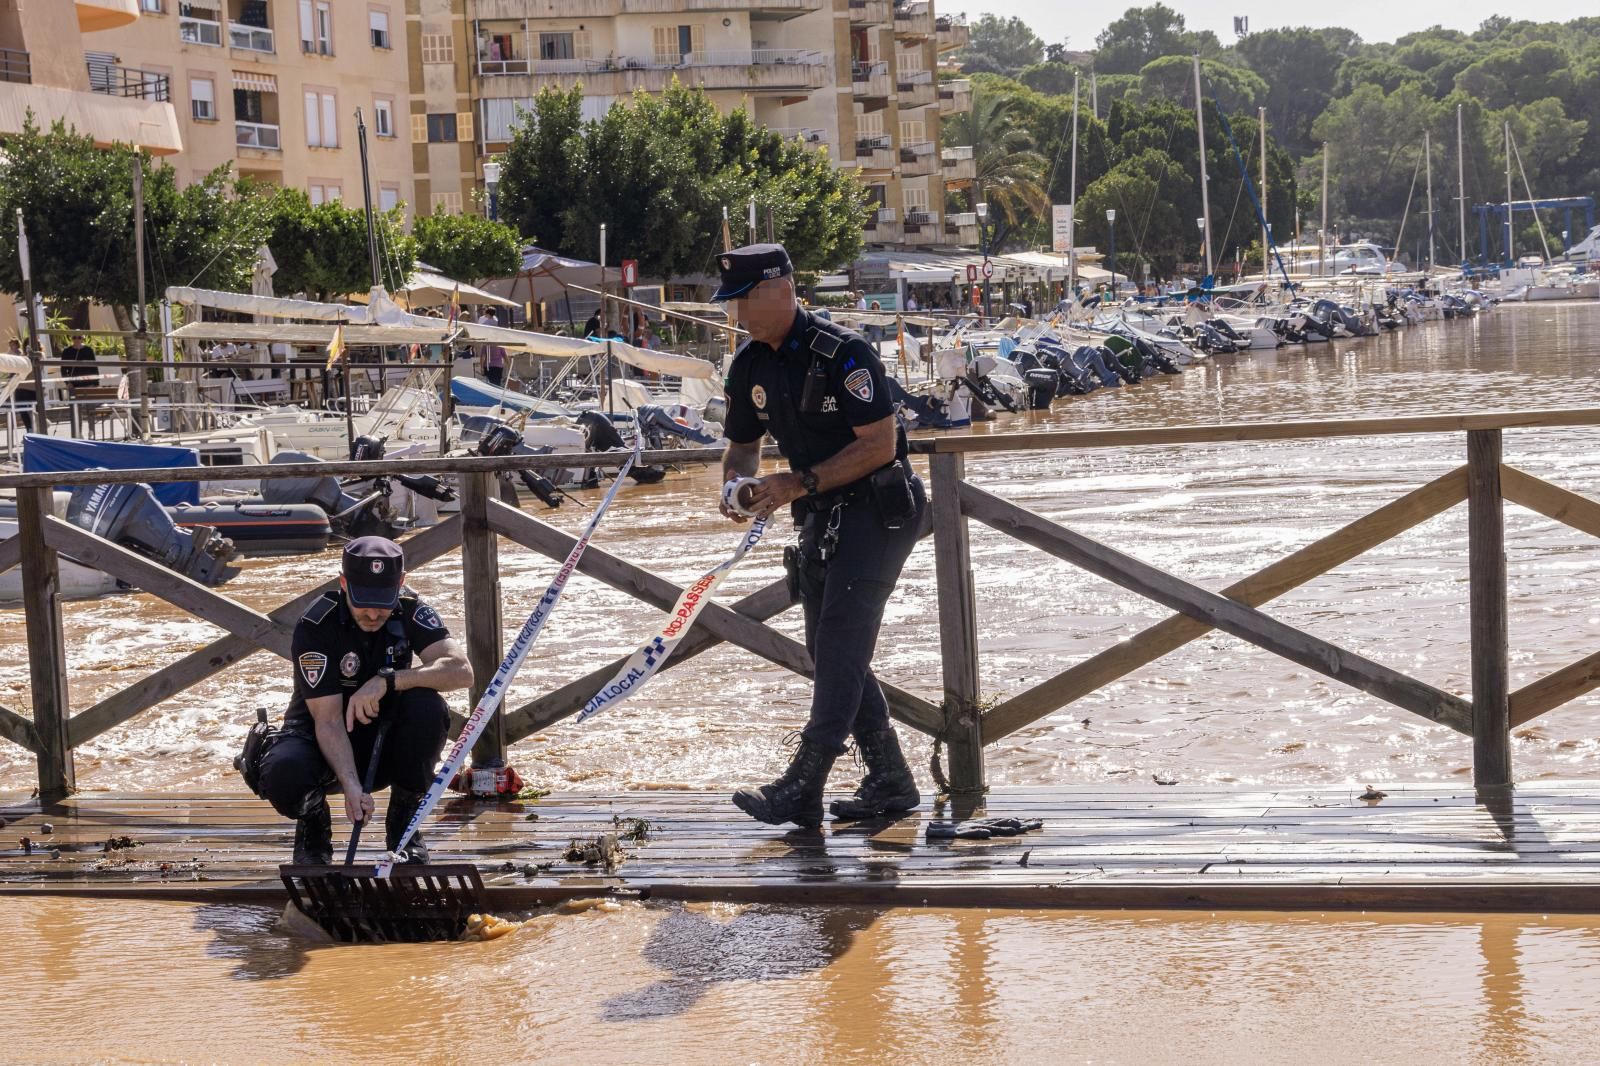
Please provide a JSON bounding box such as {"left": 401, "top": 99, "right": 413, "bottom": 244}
{"left": 893, "top": 1, "right": 933, "bottom": 38}
{"left": 77, "top": 1, "right": 141, "bottom": 33}
{"left": 903, "top": 210, "right": 939, "bottom": 245}
{"left": 935, "top": 13, "right": 969, "bottom": 52}
{"left": 897, "top": 68, "right": 934, "bottom": 108}
{"left": 854, "top": 133, "right": 894, "bottom": 171}
{"left": 851, "top": 60, "right": 890, "bottom": 104}
{"left": 0, "top": 48, "right": 30, "bottom": 85}
{"left": 938, "top": 77, "right": 972, "bottom": 115}
{"left": 228, "top": 23, "right": 274, "bottom": 54}
{"left": 863, "top": 206, "right": 902, "bottom": 242}
{"left": 847, "top": 0, "right": 891, "bottom": 25}
{"left": 474, "top": 0, "right": 822, "bottom": 18}
{"left": 770, "top": 126, "right": 829, "bottom": 150}
{"left": 235, "top": 120, "right": 280, "bottom": 150}
{"left": 948, "top": 210, "right": 978, "bottom": 246}
{"left": 475, "top": 49, "right": 828, "bottom": 95}
{"left": 87, "top": 59, "right": 172, "bottom": 100}
{"left": 899, "top": 140, "right": 936, "bottom": 176}
{"left": 941, "top": 144, "right": 975, "bottom": 183}
{"left": 179, "top": 4, "right": 223, "bottom": 46}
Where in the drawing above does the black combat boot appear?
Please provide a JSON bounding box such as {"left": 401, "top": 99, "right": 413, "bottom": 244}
{"left": 732, "top": 737, "right": 837, "bottom": 829}
{"left": 385, "top": 788, "right": 430, "bottom": 864}
{"left": 830, "top": 726, "right": 920, "bottom": 821}
{"left": 293, "top": 799, "right": 333, "bottom": 865}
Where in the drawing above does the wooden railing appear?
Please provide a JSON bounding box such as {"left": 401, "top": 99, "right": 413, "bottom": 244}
{"left": 3, "top": 409, "right": 1600, "bottom": 801}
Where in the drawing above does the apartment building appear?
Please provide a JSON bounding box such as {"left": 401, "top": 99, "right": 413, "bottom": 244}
{"left": 410, "top": 0, "right": 975, "bottom": 252}
{"left": 1, "top": 1, "right": 183, "bottom": 337}
{"left": 88, "top": 0, "right": 415, "bottom": 216}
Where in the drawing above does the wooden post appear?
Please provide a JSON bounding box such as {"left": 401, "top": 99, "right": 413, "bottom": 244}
{"left": 459, "top": 471, "right": 505, "bottom": 767}
{"left": 17, "top": 486, "right": 73, "bottom": 797}
{"left": 929, "top": 452, "right": 985, "bottom": 794}
{"left": 1468, "top": 429, "right": 1511, "bottom": 789}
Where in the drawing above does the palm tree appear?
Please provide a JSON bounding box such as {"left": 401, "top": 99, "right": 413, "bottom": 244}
{"left": 942, "top": 90, "right": 1049, "bottom": 249}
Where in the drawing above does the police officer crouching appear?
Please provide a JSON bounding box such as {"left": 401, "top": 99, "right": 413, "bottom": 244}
{"left": 258, "top": 537, "right": 473, "bottom": 864}
{"left": 716, "top": 243, "right": 928, "bottom": 829}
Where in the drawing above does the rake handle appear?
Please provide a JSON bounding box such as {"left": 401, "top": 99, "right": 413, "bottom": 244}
{"left": 343, "top": 716, "right": 393, "bottom": 866}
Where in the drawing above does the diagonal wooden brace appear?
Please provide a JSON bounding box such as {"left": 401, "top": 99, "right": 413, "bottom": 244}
{"left": 0, "top": 704, "right": 39, "bottom": 753}
{"left": 958, "top": 481, "right": 1474, "bottom": 735}
{"left": 984, "top": 467, "right": 1470, "bottom": 740}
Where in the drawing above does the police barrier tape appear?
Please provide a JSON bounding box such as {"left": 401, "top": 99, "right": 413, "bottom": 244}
{"left": 376, "top": 427, "right": 643, "bottom": 878}
{"left": 574, "top": 514, "right": 769, "bottom": 724}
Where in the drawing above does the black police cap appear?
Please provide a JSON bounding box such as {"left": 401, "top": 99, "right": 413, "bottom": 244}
{"left": 710, "top": 243, "right": 794, "bottom": 302}
{"left": 342, "top": 536, "right": 405, "bottom": 609}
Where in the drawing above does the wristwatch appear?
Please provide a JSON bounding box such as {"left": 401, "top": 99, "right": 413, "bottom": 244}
{"left": 799, "top": 468, "right": 820, "bottom": 496}
{"left": 378, "top": 667, "right": 397, "bottom": 697}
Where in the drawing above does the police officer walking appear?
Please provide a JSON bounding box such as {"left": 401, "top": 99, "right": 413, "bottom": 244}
{"left": 258, "top": 537, "right": 473, "bottom": 864}
{"left": 715, "top": 244, "right": 928, "bottom": 829}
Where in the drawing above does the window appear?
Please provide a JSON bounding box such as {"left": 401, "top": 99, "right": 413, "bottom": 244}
{"left": 305, "top": 90, "right": 338, "bottom": 147}
{"left": 539, "top": 33, "right": 574, "bottom": 61}
{"left": 373, "top": 97, "right": 393, "bottom": 137}
{"left": 190, "top": 76, "right": 215, "bottom": 120}
{"left": 857, "top": 111, "right": 883, "bottom": 136}
{"left": 369, "top": 9, "right": 390, "bottom": 49}
{"left": 300, "top": 0, "right": 332, "bottom": 55}
{"left": 308, "top": 182, "right": 342, "bottom": 205}
{"left": 140, "top": 0, "right": 164, "bottom": 12}
{"left": 431, "top": 191, "right": 463, "bottom": 215}
{"left": 897, "top": 48, "right": 924, "bottom": 73}
{"left": 903, "top": 186, "right": 928, "bottom": 211}
{"left": 426, "top": 113, "right": 457, "bottom": 143}
{"left": 410, "top": 112, "right": 428, "bottom": 143}
{"left": 899, "top": 118, "right": 925, "bottom": 144}
{"left": 379, "top": 185, "right": 401, "bottom": 212}
{"left": 651, "top": 24, "right": 703, "bottom": 64}
{"left": 457, "top": 111, "right": 474, "bottom": 143}
{"left": 421, "top": 34, "right": 453, "bottom": 64}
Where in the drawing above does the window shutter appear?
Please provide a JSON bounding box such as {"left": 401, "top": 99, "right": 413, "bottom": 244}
{"left": 574, "top": 30, "right": 592, "bottom": 60}
{"left": 652, "top": 26, "right": 673, "bottom": 64}
{"left": 304, "top": 91, "right": 321, "bottom": 146}
{"left": 299, "top": 0, "right": 314, "bottom": 49}
{"left": 410, "top": 113, "right": 428, "bottom": 143}
{"left": 321, "top": 94, "right": 338, "bottom": 147}
{"left": 457, "top": 111, "right": 474, "bottom": 142}
{"left": 690, "top": 24, "right": 704, "bottom": 58}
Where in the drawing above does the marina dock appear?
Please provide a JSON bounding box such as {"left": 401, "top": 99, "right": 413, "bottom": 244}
{"left": 4, "top": 783, "right": 1600, "bottom": 911}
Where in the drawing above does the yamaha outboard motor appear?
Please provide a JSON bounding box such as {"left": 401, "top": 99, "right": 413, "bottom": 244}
{"left": 475, "top": 421, "right": 563, "bottom": 509}
{"left": 576, "top": 410, "right": 665, "bottom": 485}
{"left": 67, "top": 481, "right": 240, "bottom": 586}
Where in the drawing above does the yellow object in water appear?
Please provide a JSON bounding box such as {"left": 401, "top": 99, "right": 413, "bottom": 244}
{"left": 462, "top": 913, "right": 523, "bottom": 941}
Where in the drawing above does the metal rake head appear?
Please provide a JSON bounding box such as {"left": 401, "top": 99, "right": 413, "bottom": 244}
{"left": 280, "top": 863, "right": 486, "bottom": 943}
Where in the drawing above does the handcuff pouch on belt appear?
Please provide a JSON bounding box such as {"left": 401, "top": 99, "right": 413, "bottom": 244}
{"left": 234, "top": 707, "right": 278, "bottom": 797}
{"left": 869, "top": 459, "right": 917, "bottom": 529}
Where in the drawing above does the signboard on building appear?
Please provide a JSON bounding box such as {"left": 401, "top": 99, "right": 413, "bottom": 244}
{"left": 1052, "top": 205, "right": 1073, "bottom": 254}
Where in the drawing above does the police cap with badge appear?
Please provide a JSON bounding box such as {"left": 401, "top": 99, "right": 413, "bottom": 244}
{"left": 343, "top": 535, "right": 405, "bottom": 609}
{"left": 711, "top": 243, "right": 794, "bottom": 302}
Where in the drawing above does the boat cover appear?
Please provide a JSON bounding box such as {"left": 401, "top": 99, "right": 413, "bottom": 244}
{"left": 23, "top": 435, "right": 200, "bottom": 505}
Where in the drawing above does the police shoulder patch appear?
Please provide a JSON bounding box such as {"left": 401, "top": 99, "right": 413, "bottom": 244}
{"left": 298, "top": 651, "right": 329, "bottom": 688}
{"left": 413, "top": 602, "right": 444, "bottom": 630}
{"left": 844, "top": 368, "right": 874, "bottom": 402}
{"left": 302, "top": 592, "right": 339, "bottom": 625}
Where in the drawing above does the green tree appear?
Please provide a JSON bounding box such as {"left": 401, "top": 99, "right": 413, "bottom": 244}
{"left": 1017, "top": 61, "right": 1079, "bottom": 96}
{"left": 941, "top": 89, "right": 1049, "bottom": 249}
{"left": 1139, "top": 55, "right": 1267, "bottom": 111}
{"left": 956, "top": 15, "right": 1046, "bottom": 77}
{"left": 263, "top": 188, "right": 416, "bottom": 301}
{"left": 496, "top": 87, "right": 584, "bottom": 254}
{"left": 1236, "top": 27, "right": 1353, "bottom": 157}
{"left": 413, "top": 210, "right": 523, "bottom": 281}
{"left": 0, "top": 117, "right": 267, "bottom": 320}
{"left": 1093, "top": 4, "right": 1220, "bottom": 76}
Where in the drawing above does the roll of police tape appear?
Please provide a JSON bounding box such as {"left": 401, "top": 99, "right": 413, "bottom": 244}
{"left": 721, "top": 476, "right": 762, "bottom": 518}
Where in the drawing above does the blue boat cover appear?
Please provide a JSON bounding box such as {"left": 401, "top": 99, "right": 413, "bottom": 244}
{"left": 22, "top": 435, "right": 200, "bottom": 505}
{"left": 450, "top": 375, "right": 569, "bottom": 418}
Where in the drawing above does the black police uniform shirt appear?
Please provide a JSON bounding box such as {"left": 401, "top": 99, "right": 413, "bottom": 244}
{"left": 723, "top": 307, "right": 904, "bottom": 473}
{"left": 284, "top": 588, "right": 450, "bottom": 728}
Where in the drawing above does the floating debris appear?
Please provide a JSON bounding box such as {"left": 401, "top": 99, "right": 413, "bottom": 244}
{"left": 102, "top": 835, "right": 141, "bottom": 853}
{"left": 612, "top": 815, "right": 653, "bottom": 842}
{"left": 515, "top": 785, "right": 551, "bottom": 802}
{"left": 38, "top": 822, "right": 53, "bottom": 835}
{"left": 1152, "top": 773, "right": 1179, "bottom": 786}
{"left": 1359, "top": 786, "right": 1388, "bottom": 803}
{"left": 461, "top": 913, "right": 524, "bottom": 941}
{"left": 18, "top": 836, "right": 32, "bottom": 855}
{"left": 556, "top": 897, "right": 624, "bottom": 914}
{"left": 564, "top": 833, "right": 625, "bottom": 872}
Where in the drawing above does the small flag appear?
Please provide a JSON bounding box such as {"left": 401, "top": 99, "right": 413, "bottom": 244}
{"left": 446, "top": 284, "right": 460, "bottom": 331}
{"left": 325, "top": 323, "right": 345, "bottom": 369}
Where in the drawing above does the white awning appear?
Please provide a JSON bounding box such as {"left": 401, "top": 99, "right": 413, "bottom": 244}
{"left": 232, "top": 71, "right": 278, "bottom": 94}
{"left": 169, "top": 322, "right": 460, "bottom": 346}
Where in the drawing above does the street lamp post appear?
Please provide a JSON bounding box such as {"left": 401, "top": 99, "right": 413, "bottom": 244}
{"left": 976, "top": 200, "right": 990, "bottom": 316}
{"left": 483, "top": 161, "right": 502, "bottom": 223}
{"left": 1106, "top": 208, "right": 1117, "bottom": 297}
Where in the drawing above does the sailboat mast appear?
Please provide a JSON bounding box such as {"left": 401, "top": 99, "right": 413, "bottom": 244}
{"left": 1424, "top": 130, "right": 1434, "bottom": 270}
{"left": 1193, "top": 55, "right": 1213, "bottom": 276}
{"left": 1259, "top": 106, "right": 1268, "bottom": 280}
{"left": 1067, "top": 72, "right": 1079, "bottom": 297}
{"left": 1457, "top": 104, "right": 1467, "bottom": 265}
{"left": 1320, "top": 143, "right": 1329, "bottom": 277}
{"left": 1504, "top": 120, "right": 1514, "bottom": 266}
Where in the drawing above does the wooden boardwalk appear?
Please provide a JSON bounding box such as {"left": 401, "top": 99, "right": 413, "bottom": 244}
{"left": 4, "top": 784, "right": 1600, "bottom": 911}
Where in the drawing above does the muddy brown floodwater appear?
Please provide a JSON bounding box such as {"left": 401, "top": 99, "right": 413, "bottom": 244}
{"left": 2, "top": 302, "right": 1600, "bottom": 1062}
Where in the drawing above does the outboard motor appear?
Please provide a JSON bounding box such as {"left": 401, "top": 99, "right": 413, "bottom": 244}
{"left": 67, "top": 481, "right": 239, "bottom": 586}
{"left": 261, "top": 451, "right": 408, "bottom": 540}
{"left": 475, "top": 422, "right": 563, "bottom": 509}
{"left": 636, "top": 404, "right": 719, "bottom": 447}
{"left": 576, "top": 410, "right": 665, "bottom": 485}
{"left": 1095, "top": 341, "right": 1142, "bottom": 384}
{"left": 1022, "top": 368, "right": 1059, "bottom": 409}
{"left": 1075, "top": 344, "right": 1123, "bottom": 388}
{"left": 1133, "top": 336, "right": 1181, "bottom": 375}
